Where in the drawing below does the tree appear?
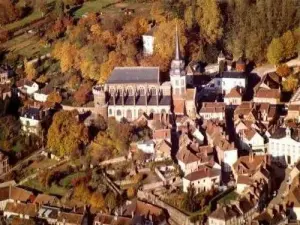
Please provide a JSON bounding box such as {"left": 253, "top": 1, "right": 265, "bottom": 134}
{"left": 73, "top": 82, "right": 93, "bottom": 106}
{"left": 281, "top": 30, "right": 296, "bottom": 59}
{"left": 267, "top": 38, "right": 284, "bottom": 65}
{"left": 276, "top": 64, "right": 291, "bottom": 77}
{"left": 47, "top": 110, "right": 89, "bottom": 157}
{"left": 46, "top": 91, "right": 62, "bottom": 105}
{"left": 73, "top": 182, "right": 91, "bottom": 203}
{"left": 36, "top": 0, "right": 48, "bottom": 16}
{"left": 127, "top": 187, "right": 136, "bottom": 199}
{"left": 90, "top": 191, "right": 105, "bottom": 209}
{"left": 24, "top": 60, "right": 38, "bottom": 81}
{"left": 182, "top": 186, "right": 198, "bottom": 212}
{"left": 0, "top": 28, "right": 10, "bottom": 43}
{"left": 0, "top": 0, "right": 19, "bottom": 25}
{"left": 154, "top": 19, "right": 187, "bottom": 61}
{"left": 282, "top": 75, "right": 299, "bottom": 92}
{"left": 196, "top": 0, "right": 223, "bottom": 44}
{"left": 54, "top": 0, "right": 64, "bottom": 18}
{"left": 52, "top": 41, "right": 78, "bottom": 73}
{"left": 105, "top": 192, "right": 117, "bottom": 213}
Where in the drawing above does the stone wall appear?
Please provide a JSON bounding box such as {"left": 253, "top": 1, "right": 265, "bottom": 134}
{"left": 137, "top": 190, "right": 198, "bottom": 225}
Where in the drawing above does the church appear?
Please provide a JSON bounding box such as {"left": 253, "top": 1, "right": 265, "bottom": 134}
{"left": 92, "top": 27, "right": 196, "bottom": 122}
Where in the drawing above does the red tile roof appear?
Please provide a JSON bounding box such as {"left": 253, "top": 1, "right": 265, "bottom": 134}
{"left": 173, "top": 98, "right": 185, "bottom": 114}
{"left": 255, "top": 88, "right": 280, "bottom": 99}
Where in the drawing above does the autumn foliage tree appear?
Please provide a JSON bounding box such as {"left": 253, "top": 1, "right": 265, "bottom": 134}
{"left": 46, "top": 91, "right": 62, "bottom": 106}
{"left": 47, "top": 110, "right": 89, "bottom": 157}
{"left": 0, "top": 0, "right": 19, "bottom": 25}
{"left": 154, "top": 19, "right": 187, "bottom": 63}
{"left": 90, "top": 191, "right": 105, "bottom": 209}
{"left": 74, "top": 82, "right": 93, "bottom": 106}
{"left": 24, "top": 60, "right": 38, "bottom": 81}
{"left": 276, "top": 64, "right": 291, "bottom": 77}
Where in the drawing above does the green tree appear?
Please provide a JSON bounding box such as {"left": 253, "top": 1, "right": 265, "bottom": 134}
{"left": 281, "top": 30, "right": 296, "bottom": 59}
{"left": 196, "top": 0, "right": 223, "bottom": 44}
{"left": 54, "top": 0, "right": 64, "bottom": 18}
{"left": 267, "top": 38, "right": 284, "bottom": 65}
{"left": 182, "top": 186, "right": 198, "bottom": 212}
{"left": 105, "top": 192, "right": 117, "bottom": 213}
{"left": 47, "top": 110, "right": 89, "bottom": 157}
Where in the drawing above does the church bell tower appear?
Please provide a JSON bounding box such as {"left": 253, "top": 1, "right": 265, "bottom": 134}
{"left": 170, "top": 25, "right": 186, "bottom": 98}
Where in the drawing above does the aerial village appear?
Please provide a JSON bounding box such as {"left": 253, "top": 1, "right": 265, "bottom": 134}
{"left": 0, "top": 0, "right": 300, "bottom": 225}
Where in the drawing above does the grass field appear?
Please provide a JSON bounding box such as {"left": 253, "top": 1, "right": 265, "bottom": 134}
{"left": 217, "top": 190, "right": 239, "bottom": 205}
{"left": 24, "top": 178, "right": 68, "bottom": 196}
{"left": 74, "top": 0, "right": 117, "bottom": 18}
{"left": 2, "top": 32, "right": 51, "bottom": 60}
{"left": 4, "top": 11, "right": 44, "bottom": 31}
{"left": 59, "top": 172, "right": 86, "bottom": 187}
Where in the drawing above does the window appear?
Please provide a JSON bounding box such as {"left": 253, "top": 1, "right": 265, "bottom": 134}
{"left": 175, "top": 80, "right": 179, "bottom": 86}
{"left": 117, "top": 110, "right": 121, "bottom": 116}
{"left": 151, "top": 87, "right": 156, "bottom": 95}
{"left": 109, "top": 109, "right": 112, "bottom": 115}
{"left": 127, "top": 88, "right": 133, "bottom": 96}
{"left": 139, "top": 87, "right": 145, "bottom": 95}
{"left": 181, "top": 79, "right": 184, "bottom": 85}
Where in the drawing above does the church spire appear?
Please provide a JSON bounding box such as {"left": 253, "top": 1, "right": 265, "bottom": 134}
{"left": 175, "top": 24, "right": 180, "bottom": 60}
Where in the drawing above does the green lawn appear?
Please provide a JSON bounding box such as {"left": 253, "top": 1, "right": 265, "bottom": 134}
{"left": 24, "top": 178, "right": 68, "bottom": 197}
{"left": 5, "top": 11, "right": 44, "bottom": 31}
{"left": 73, "top": 0, "right": 117, "bottom": 18}
{"left": 217, "top": 190, "right": 239, "bottom": 205}
{"left": 2, "top": 32, "right": 51, "bottom": 60}
{"left": 59, "top": 172, "right": 86, "bottom": 187}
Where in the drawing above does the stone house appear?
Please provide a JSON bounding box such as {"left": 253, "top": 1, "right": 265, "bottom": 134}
{"left": 176, "top": 142, "right": 214, "bottom": 175}
{"left": 0, "top": 186, "right": 34, "bottom": 211}
{"left": 268, "top": 127, "right": 300, "bottom": 166}
{"left": 199, "top": 102, "right": 226, "bottom": 121}
{"left": 56, "top": 212, "right": 84, "bottom": 225}
{"left": 232, "top": 154, "right": 270, "bottom": 194}
{"left": 0, "top": 152, "right": 9, "bottom": 175}
{"left": 224, "top": 87, "right": 243, "bottom": 106}
{"left": 33, "top": 83, "right": 55, "bottom": 102}
{"left": 253, "top": 87, "right": 281, "bottom": 104}
{"left": 234, "top": 102, "right": 256, "bottom": 122}
{"left": 20, "top": 105, "right": 50, "bottom": 135}
{"left": 4, "top": 202, "right": 37, "bottom": 220}
{"left": 286, "top": 105, "right": 300, "bottom": 123}
{"left": 16, "top": 79, "right": 39, "bottom": 96}
{"left": 94, "top": 213, "right": 132, "bottom": 225}
{"left": 0, "top": 84, "right": 11, "bottom": 100}
{"left": 0, "top": 65, "right": 12, "bottom": 84}
{"left": 183, "top": 162, "right": 221, "bottom": 193}
{"left": 154, "top": 140, "right": 172, "bottom": 161}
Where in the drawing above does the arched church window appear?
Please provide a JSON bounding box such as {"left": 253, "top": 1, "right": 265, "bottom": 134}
{"left": 139, "top": 87, "right": 145, "bottom": 96}
{"left": 127, "top": 87, "right": 133, "bottom": 96}
{"left": 151, "top": 87, "right": 156, "bottom": 95}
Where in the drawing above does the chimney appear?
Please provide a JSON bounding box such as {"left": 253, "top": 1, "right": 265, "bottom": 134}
{"left": 131, "top": 210, "right": 135, "bottom": 218}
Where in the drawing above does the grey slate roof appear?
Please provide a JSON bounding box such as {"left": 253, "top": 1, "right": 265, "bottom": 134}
{"left": 107, "top": 67, "right": 160, "bottom": 84}
{"left": 216, "top": 71, "right": 246, "bottom": 79}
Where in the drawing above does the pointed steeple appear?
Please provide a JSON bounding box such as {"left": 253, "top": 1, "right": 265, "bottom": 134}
{"left": 175, "top": 24, "right": 180, "bottom": 60}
